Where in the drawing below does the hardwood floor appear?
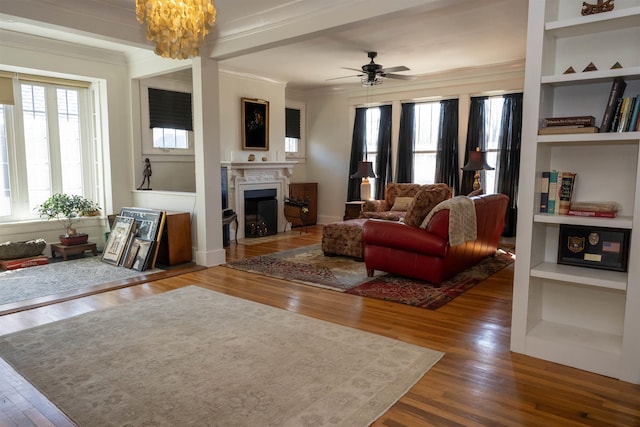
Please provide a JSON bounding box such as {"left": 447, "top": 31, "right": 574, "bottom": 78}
{"left": 1, "top": 225, "right": 639, "bottom": 426}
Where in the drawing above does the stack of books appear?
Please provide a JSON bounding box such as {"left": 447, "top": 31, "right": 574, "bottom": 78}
{"left": 539, "top": 170, "right": 576, "bottom": 215}
{"left": 567, "top": 201, "right": 619, "bottom": 218}
{"left": 538, "top": 116, "right": 599, "bottom": 135}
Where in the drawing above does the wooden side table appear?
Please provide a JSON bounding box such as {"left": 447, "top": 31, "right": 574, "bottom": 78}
{"left": 50, "top": 242, "right": 98, "bottom": 261}
{"left": 344, "top": 201, "right": 365, "bottom": 220}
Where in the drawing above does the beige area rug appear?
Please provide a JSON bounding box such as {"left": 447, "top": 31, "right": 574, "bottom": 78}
{"left": 0, "top": 286, "right": 443, "bottom": 426}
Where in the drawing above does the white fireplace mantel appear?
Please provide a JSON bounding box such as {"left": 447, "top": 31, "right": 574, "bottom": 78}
{"left": 222, "top": 161, "right": 297, "bottom": 239}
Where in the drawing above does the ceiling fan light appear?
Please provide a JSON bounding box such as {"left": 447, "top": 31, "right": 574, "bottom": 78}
{"left": 361, "top": 75, "right": 383, "bottom": 86}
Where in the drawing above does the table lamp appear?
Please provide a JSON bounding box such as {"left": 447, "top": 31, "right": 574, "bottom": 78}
{"left": 351, "top": 161, "right": 377, "bottom": 200}
{"left": 462, "top": 148, "right": 494, "bottom": 191}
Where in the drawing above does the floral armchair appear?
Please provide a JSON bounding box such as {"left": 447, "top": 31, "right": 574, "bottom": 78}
{"left": 359, "top": 183, "right": 425, "bottom": 221}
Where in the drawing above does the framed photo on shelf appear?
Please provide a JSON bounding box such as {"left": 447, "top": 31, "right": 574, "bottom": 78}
{"left": 241, "top": 97, "right": 269, "bottom": 151}
{"left": 102, "top": 216, "right": 135, "bottom": 265}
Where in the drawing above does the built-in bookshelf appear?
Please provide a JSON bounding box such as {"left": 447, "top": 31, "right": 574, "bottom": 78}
{"left": 511, "top": 0, "right": 640, "bottom": 384}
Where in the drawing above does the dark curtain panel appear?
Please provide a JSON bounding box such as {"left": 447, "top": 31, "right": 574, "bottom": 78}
{"left": 347, "top": 107, "right": 367, "bottom": 201}
{"left": 460, "top": 96, "right": 488, "bottom": 195}
{"left": 497, "top": 93, "right": 523, "bottom": 237}
{"left": 374, "top": 104, "right": 393, "bottom": 200}
{"left": 395, "top": 102, "right": 415, "bottom": 183}
{"left": 435, "top": 98, "right": 459, "bottom": 191}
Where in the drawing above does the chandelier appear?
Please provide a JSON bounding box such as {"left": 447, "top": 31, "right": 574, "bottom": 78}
{"left": 136, "top": 0, "right": 217, "bottom": 60}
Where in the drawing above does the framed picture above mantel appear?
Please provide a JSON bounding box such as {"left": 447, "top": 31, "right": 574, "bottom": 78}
{"left": 241, "top": 97, "right": 269, "bottom": 151}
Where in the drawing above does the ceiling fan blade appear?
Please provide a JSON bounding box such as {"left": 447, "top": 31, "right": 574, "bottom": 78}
{"left": 341, "top": 67, "right": 364, "bottom": 73}
{"left": 326, "top": 74, "right": 362, "bottom": 81}
{"left": 381, "top": 65, "right": 409, "bottom": 73}
{"left": 385, "top": 73, "right": 416, "bottom": 80}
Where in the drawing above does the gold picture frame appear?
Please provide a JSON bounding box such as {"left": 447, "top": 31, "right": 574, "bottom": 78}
{"left": 241, "top": 97, "right": 269, "bottom": 151}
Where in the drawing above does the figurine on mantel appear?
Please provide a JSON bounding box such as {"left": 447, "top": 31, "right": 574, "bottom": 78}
{"left": 248, "top": 154, "right": 255, "bottom": 161}
{"left": 137, "top": 157, "right": 152, "bottom": 190}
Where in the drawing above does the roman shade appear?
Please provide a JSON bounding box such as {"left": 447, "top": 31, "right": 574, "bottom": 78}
{"left": 148, "top": 88, "right": 193, "bottom": 131}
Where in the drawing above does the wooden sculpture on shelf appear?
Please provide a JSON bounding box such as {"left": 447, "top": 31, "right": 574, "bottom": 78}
{"left": 582, "top": 0, "right": 614, "bottom": 15}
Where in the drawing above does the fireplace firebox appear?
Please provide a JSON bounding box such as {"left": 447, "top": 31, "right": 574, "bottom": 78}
{"left": 244, "top": 189, "right": 277, "bottom": 238}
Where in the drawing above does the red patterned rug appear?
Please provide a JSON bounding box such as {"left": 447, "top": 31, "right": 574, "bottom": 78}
{"left": 225, "top": 244, "right": 514, "bottom": 310}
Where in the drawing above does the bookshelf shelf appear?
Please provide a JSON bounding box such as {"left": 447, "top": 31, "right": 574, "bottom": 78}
{"left": 511, "top": 0, "right": 640, "bottom": 385}
{"left": 530, "top": 261, "right": 627, "bottom": 291}
{"left": 533, "top": 213, "right": 633, "bottom": 229}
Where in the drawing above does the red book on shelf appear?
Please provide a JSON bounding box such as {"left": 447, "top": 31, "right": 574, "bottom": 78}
{"left": 566, "top": 210, "right": 617, "bottom": 218}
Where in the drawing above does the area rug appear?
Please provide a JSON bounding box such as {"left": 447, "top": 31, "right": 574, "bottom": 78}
{"left": 225, "top": 244, "right": 514, "bottom": 310}
{"left": 0, "top": 286, "right": 444, "bottom": 426}
{"left": 0, "top": 256, "right": 162, "bottom": 307}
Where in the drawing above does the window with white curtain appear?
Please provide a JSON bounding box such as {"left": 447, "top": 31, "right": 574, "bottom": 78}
{"left": 482, "top": 96, "right": 505, "bottom": 194}
{"left": 364, "top": 107, "right": 381, "bottom": 196}
{"left": 413, "top": 101, "right": 441, "bottom": 184}
{"left": 0, "top": 79, "right": 97, "bottom": 222}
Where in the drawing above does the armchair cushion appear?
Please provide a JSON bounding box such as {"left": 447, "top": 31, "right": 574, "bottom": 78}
{"left": 390, "top": 197, "right": 413, "bottom": 211}
{"left": 403, "top": 183, "right": 452, "bottom": 227}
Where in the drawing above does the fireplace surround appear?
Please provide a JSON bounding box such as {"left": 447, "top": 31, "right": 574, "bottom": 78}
{"left": 223, "top": 161, "right": 296, "bottom": 240}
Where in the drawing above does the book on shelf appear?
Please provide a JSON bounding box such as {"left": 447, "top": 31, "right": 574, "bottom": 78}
{"left": 557, "top": 172, "right": 576, "bottom": 215}
{"left": 538, "top": 126, "right": 599, "bottom": 135}
{"left": 539, "top": 171, "right": 550, "bottom": 213}
{"left": 600, "top": 77, "right": 627, "bottom": 132}
{"left": 547, "top": 170, "right": 559, "bottom": 214}
{"left": 566, "top": 210, "right": 617, "bottom": 218}
{"left": 570, "top": 201, "right": 619, "bottom": 212}
{"left": 543, "top": 116, "right": 595, "bottom": 127}
{"left": 621, "top": 97, "right": 637, "bottom": 132}
{"left": 628, "top": 95, "right": 640, "bottom": 132}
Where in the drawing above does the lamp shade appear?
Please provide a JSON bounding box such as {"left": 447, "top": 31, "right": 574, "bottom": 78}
{"left": 351, "top": 161, "right": 377, "bottom": 179}
{"left": 462, "top": 149, "right": 494, "bottom": 171}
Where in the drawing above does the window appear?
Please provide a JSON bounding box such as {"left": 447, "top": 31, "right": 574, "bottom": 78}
{"left": 285, "top": 101, "right": 305, "bottom": 159}
{"left": 413, "top": 102, "right": 441, "bottom": 184}
{"left": 364, "top": 107, "right": 381, "bottom": 195}
{"left": 0, "top": 79, "right": 96, "bottom": 222}
{"left": 481, "top": 96, "right": 505, "bottom": 194}
{"left": 140, "top": 83, "right": 194, "bottom": 155}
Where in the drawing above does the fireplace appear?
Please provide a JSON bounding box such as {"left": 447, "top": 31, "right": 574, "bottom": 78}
{"left": 244, "top": 189, "right": 278, "bottom": 237}
{"left": 222, "top": 160, "right": 296, "bottom": 240}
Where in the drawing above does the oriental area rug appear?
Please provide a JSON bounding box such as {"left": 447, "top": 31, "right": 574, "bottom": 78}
{"left": 0, "top": 286, "right": 444, "bottom": 426}
{"left": 226, "top": 244, "right": 514, "bottom": 310}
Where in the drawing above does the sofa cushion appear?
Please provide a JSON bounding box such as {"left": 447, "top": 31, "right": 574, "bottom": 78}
{"left": 403, "top": 184, "right": 451, "bottom": 227}
{"left": 360, "top": 211, "right": 405, "bottom": 221}
{"left": 390, "top": 196, "right": 413, "bottom": 211}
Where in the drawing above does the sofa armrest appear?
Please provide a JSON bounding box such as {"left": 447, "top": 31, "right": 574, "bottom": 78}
{"left": 362, "top": 199, "right": 390, "bottom": 213}
{"left": 362, "top": 219, "right": 448, "bottom": 257}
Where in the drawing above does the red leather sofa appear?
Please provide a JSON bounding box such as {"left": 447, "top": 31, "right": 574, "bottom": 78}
{"left": 362, "top": 193, "right": 509, "bottom": 285}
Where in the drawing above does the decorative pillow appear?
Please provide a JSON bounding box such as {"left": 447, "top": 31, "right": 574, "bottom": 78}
{"left": 403, "top": 184, "right": 452, "bottom": 227}
{"left": 390, "top": 196, "right": 413, "bottom": 211}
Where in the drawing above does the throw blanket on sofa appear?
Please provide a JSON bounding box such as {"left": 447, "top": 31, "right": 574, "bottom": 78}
{"left": 420, "top": 196, "right": 477, "bottom": 246}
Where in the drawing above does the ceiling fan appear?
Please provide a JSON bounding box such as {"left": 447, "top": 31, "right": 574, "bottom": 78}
{"left": 331, "top": 51, "right": 416, "bottom": 85}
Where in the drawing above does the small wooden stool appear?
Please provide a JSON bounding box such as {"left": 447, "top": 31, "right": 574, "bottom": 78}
{"left": 50, "top": 242, "right": 98, "bottom": 261}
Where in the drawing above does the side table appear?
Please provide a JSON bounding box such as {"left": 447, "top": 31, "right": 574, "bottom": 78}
{"left": 344, "top": 201, "right": 365, "bottom": 220}
{"left": 51, "top": 242, "right": 98, "bottom": 261}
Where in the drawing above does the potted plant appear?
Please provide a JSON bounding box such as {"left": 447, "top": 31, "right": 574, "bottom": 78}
{"left": 35, "top": 193, "right": 100, "bottom": 245}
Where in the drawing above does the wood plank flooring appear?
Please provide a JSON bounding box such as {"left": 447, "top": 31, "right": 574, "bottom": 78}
{"left": 1, "top": 225, "right": 639, "bottom": 426}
